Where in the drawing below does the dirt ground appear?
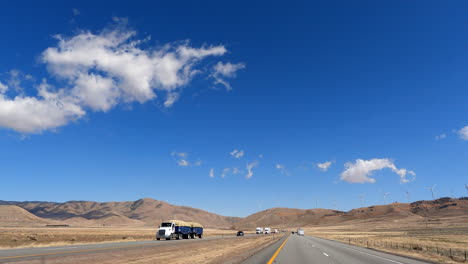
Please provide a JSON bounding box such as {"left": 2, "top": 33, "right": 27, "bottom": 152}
{"left": 9, "top": 234, "right": 284, "bottom": 264}
{"left": 303, "top": 225, "right": 468, "bottom": 264}
{"left": 0, "top": 227, "right": 251, "bottom": 249}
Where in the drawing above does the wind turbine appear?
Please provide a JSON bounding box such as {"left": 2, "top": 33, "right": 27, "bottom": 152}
{"left": 426, "top": 185, "right": 436, "bottom": 199}
{"left": 383, "top": 192, "right": 390, "bottom": 204}
{"left": 358, "top": 193, "right": 366, "bottom": 207}
{"left": 405, "top": 191, "right": 410, "bottom": 203}
{"left": 465, "top": 184, "right": 468, "bottom": 195}
{"left": 315, "top": 199, "right": 319, "bottom": 209}
{"left": 257, "top": 200, "right": 263, "bottom": 210}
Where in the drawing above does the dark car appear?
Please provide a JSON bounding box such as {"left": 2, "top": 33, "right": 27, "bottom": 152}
{"left": 237, "top": 231, "right": 244, "bottom": 236}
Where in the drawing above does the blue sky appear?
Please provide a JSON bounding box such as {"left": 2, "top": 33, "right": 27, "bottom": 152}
{"left": 1, "top": 1, "right": 468, "bottom": 217}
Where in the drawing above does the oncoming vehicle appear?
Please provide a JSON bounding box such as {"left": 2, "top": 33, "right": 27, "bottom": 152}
{"left": 237, "top": 231, "right": 244, "bottom": 236}
{"left": 256, "top": 227, "right": 263, "bottom": 234}
{"left": 156, "top": 220, "right": 203, "bottom": 240}
{"left": 264, "top": 227, "right": 271, "bottom": 234}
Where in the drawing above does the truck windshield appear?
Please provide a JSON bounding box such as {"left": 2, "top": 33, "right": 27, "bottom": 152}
{"left": 161, "top": 223, "right": 172, "bottom": 227}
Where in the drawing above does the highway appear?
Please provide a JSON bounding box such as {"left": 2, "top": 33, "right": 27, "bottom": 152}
{"left": 243, "top": 234, "right": 432, "bottom": 264}
{"left": 0, "top": 234, "right": 250, "bottom": 263}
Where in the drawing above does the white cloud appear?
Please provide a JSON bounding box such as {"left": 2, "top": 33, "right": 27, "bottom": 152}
{"left": 0, "top": 82, "right": 7, "bottom": 93}
{"left": 340, "top": 158, "right": 415, "bottom": 184}
{"left": 0, "top": 20, "right": 236, "bottom": 134}
{"left": 177, "top": 159, "right": 189, "bottom": 167}
{"left": 458, "top": 126, "right": 468, "bottom": 140}
{"left": 221, "top": 168, "right": 230, "bottom": 178}
{"left": 211, "top": 62, "right": 245, "bottom": 91}
{"left": 275, "top": 164, "right": 290, "bottom": 176}
{"left": 230, "top": 149, "right": 244, "bottom": 159}
{"left": 194, "top": 160, "right": 202, "bottom": 166}
{"left": 232, "top": 167, "right": 240, "bottom": 174}
{"left": 246, "top": 161, "right": 258, "bottom": 179}
{"left": 435, "top": 133, "right": 446, "bottom": 140}
{"left": 317, "top": 161, "right": 332, "bottom": 171}
{"left": 209, "top": 168, "right": 215, "bottom": 178}
{"left": 164, "top": 93, "right": 179, "bottom": 108}
{"left": 171, "top": 151, "right": 188, "bottom": 158}
{"left": 0, "top": 82, "right": 85, "bottom": 133}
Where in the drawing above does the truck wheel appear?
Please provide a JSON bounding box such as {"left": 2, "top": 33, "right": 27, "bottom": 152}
{"left": 166, "top": 238, "right": 171, "bottom": 240}
{"left": 198, "top": 234, "right": 202, "bottom": 238}
{"left": 190, "top": 234, "right": 194, "bottom": 239}
{"left": 156, "top": 238, "right": 160, "bottom": 240}
{"left": 176, "top": 235, "right": 180, "bottom": 240}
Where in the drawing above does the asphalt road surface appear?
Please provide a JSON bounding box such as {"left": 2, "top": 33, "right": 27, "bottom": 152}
{"left": 243, "top": 235, "right": 432, "bottom": 264}
{"left": 0, "top": 234, "right": 251, "bottom": 263}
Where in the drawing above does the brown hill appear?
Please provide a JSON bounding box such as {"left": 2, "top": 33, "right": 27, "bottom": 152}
{"left": 234, "top": 197, "right": 468, "bottom": 229}
{"left": 1, "top": 197, "right": 466, "bottom": 229}
{"left": 0, "top": 205, "right": 61, "bottom": 227}
{"left": 0, "top": 198, "right": 240, "bottom": 228}
{"left": 232, "top": 208, "right": 343, "bottom": 229}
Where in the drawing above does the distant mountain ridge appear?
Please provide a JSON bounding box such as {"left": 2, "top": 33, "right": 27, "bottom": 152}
{"left": 0, "top": 198, "right": 241, "bottom": 228}
{"left": 0, "top": 197, "right": 466, "bottom": 229}
{"left": 232, "top": 197, "right": 468, "bottom": 229}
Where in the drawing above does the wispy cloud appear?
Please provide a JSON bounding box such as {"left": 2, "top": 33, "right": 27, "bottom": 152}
{"left": 211, "top": 62, "right": 245, "bottom": 91}
{"left": 72, "top": 8, "right": 80, "bottom": 16}
{"left": 340, "top": 158, "right": 415, "bottom": 184}
{"left": 246, "top": 161, "right": 259, "bottom": 179}
{"left": 0, "top": 19, "right": 240, "bottom": 134}
{"left": 177, "top": 159, "right": 189, "bottom": 167}
{"left": 171, "top": 151, "right": 188, "bottom": 158}
{"left": 209, "top": 168, "right": 215, "bottom": 178}
{"left": 230, "top": 149, "right": 244, "bottom": 159}
{"left": 458, "top": 126, "right": 468, "bottom": 140}
{"left": 275, "top": 164, "right": 290, "bottom": 176}
{"left": 317, "top": 161, "right": 333, "bottom": 171}
{"left": 221, "top": 168, "right": 230, "bottom": 178}
{"left": 194, "top": 160, "right": 202, "bottom": 166}
{"left": 435, "top": 133, "right": 447, "bottom": 140}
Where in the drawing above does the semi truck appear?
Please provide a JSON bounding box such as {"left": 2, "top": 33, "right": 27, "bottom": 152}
{"left": 256, "top": 227, "right": 263, "bottom": 234}
{"left": 264, "top": 227, "right": 271, "bottom": 234}
{"left": 156, "top": 220, "right": 203, "bottom": 240}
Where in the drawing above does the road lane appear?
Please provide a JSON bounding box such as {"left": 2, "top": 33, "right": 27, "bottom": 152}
{"left": 304, "top": 236, "right": 431, "bottom": 264}
{"left": 0, "top": 234, "right": 252, "bottom": 263}
{"left": 243, "top": 235, "right": 433, "bottom": 264}
{"left": 241, "top": 235, "right": 289, "bottom": 264}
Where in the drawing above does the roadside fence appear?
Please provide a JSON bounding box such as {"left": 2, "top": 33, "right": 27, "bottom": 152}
{"left": 344, "top": 237, "right": 467, "bottom": 263}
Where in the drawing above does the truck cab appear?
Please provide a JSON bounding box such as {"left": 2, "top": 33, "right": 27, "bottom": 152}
{"left": 264, "top": 227, "right": 271, "bottom": 234}
{"left": 156, "top": 221, "right": 176, "bottom": 240}
{"left": 256, "top": 227, "right": 263, "bottom": 234}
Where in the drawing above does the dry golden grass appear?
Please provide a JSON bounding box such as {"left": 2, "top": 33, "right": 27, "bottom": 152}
{"left": 11, "top": 234, "right": 285, "bottom": 264}
{"left": 0, "top": 227, "right": 244, "bottom": 249}
{"left": 303, "top": 225, "right": 468, "bottom": 264}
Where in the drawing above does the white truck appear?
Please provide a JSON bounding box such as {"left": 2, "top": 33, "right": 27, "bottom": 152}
{"left": 256, "top": 227, "right": 263, "bottom": 234}
{"left": 264, "top": 227, "right": 271, "bottom": 234}
{"left": 297, "top": 228, "right": 304, "bottom": 236}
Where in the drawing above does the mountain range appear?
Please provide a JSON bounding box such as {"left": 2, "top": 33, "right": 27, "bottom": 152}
{"left": 0, "top": 197, "right": 467, "bottom": 229}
